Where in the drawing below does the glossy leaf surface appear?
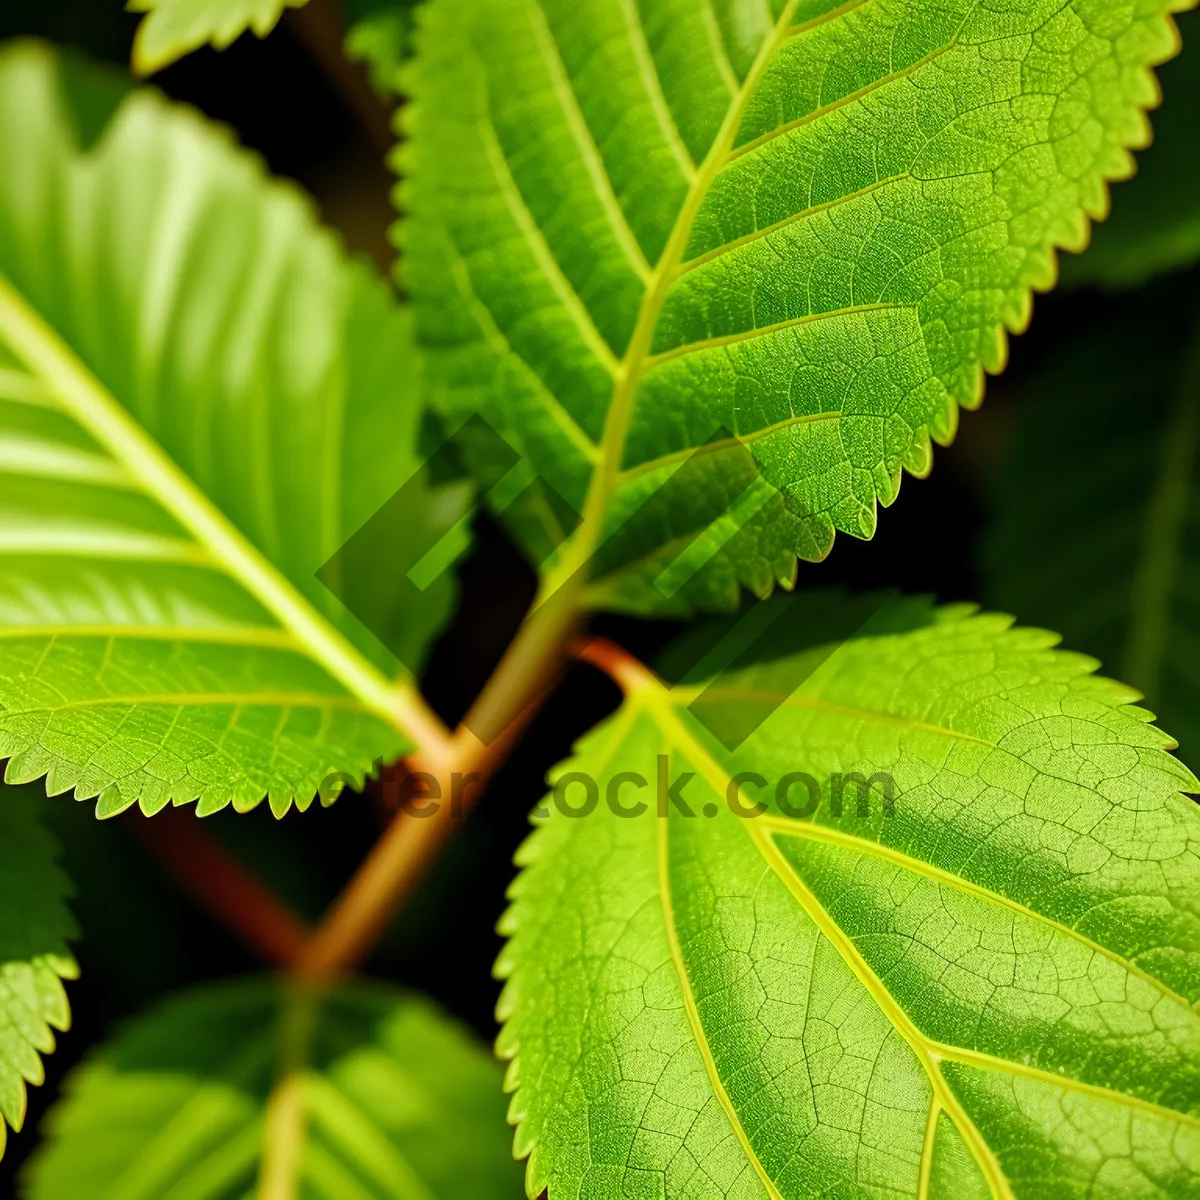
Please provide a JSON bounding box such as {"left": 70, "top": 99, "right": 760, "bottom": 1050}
{"left": 405, "top": 0, "right": 1188, "bottom": 614}
{"left": 0, "top": 44, "right": 464, "bottom": 817}
{"left": 500, "top": 595, "right": 1200, "bottom": 1198}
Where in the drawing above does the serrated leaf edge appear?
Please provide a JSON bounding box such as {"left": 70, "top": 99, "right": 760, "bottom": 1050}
{"left": 495, "top": 607, "right": 1200, "bottom": 1199}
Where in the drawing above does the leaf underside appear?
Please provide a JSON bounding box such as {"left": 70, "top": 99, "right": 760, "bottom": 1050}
{"left": 499, "top": 594, "right": 1200, "bottom": 1199}
{"left": 985, "top": 283, "right": 1200, "bottom": 767}
{"left": 404, "top": 0, "right": 1189, "bottom": 615}
{"left": 0, "top": 788, "right": 76, "bottom": 1161}
{"left": 24, "top": 979, "right": 522, "bottom": 1198}
{"left": 0, "top": 45, "right": 462, "bottom": 818}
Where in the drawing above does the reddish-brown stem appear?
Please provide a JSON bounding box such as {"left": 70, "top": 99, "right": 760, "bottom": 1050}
{"left": 571, "top": 635, "right": 657, "bottom": 694}
{"left": 294, "top": 584, "right": 584, "bottom": 978}
{"left": 126, "top": 807, "right": 310, "bottom": 968}
{"left": 134, "top": 617, "right": 619, "bottom": 979}
{"left": 295, "top": 634, "right": 656, "bottom": 978}
{"left": 294, "top": 692, "right": 545, "bottom": 980}
{"left": 127, "top": 586, "right": 585, "bottom": 980}
{"left": 293, "top": 754, "right": 464, "bottom": 980}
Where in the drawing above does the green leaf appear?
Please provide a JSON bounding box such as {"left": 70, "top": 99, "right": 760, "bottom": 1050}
{"left": 24, "top": 978, "right": 522, "bottom": 1197}
{"left": 0, "top": 43, "right": 466, "bottom": 819}
{"left": 127, "top": 0, "right": 307, "bottom": 74}
{"left": 344, "top": 12, "right": 407, "bottom": 96}
{"left": 37, "top": 783, "right": 204, "bottom": 1008}
{"left": 1063, "top": 10, "right": 1200, "bottom": 289}
{"left": 342, "top": 0, "right": 420, "bottom": 95}
{"left": 0, "top": 787, "right": 77, "bottom": 1162}
{"left": 984, "top": 283, "right": 1200, "bottom": 765}
{"left": 403, "top": 0, "right": 1190, "bottom": 616}
{"left": 499, "top": 594, "right": 1200, "bottom": 1198}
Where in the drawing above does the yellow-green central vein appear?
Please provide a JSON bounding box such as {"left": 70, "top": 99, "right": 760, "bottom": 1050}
{"left": 645, "top": 685, "right": 1013, "bottom": 1198}
{"left": 260, "top": 986, "right": 321, "bottom": 1200}
{"left": 622, "top": 657, "right": 1200, "bottom": 1196}
{"left": 541, "top": 0, "right": 804, "bottom": 599}
{"left": 658, "top": 719, "right": 786, "bottom": 1200}
{"left": 0, "top": 273, "right": 444, "bottom": 753}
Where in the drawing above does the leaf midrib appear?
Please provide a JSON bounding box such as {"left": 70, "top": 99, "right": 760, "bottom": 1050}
{"left": 259, "top": 986, "right": 319, "bottom": 1199}
{"left": 631, "top": 670, "right": 1200, "bottom": 1195}
{"left": 0, "top": 273, "right": 420, "bottom": 741}
{"left": 656, "top": 791, "right": 786, "bottom": 1200}
{"left": 743, "top": 810, "right": 1016, "bottom": 1200}
{"left": 916, "top": 1100, "right": 941, "bottom": 1200}
{"left": 653, "top": 678, "right": 1197, "bottom": 1015}
{"left": 652, "top": 689, "right": 1010, "bottom": 1197}
{"left": 544, "top": 0, "right": 805, "bottom": 597}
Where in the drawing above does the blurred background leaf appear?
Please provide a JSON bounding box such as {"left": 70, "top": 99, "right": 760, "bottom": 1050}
{"left": 127, "top": 0, "right": 312, "bottom": 75}
{"left": 23, "top": 979, "right": 522, "bottom": 1197}
{"left": 984, "top": 271, "right": 1200, "bottom": 763}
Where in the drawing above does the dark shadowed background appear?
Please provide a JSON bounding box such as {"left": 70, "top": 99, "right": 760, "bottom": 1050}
{"left": 0, "top": 1, "right": 1178, "bottom": 1192}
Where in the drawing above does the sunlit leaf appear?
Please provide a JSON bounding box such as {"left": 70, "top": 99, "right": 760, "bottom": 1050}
{"left": 0, "top": 44, "right": 466, "bottom": 818}
{"left": 404, "top": 0, "right": 1189, "bottom": 614}
{"left": 500, "top": 594, "right": 1200, "bottom": 1198}
{"left": 1063, "top": 10, "right": 1200, "bottom": 289}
